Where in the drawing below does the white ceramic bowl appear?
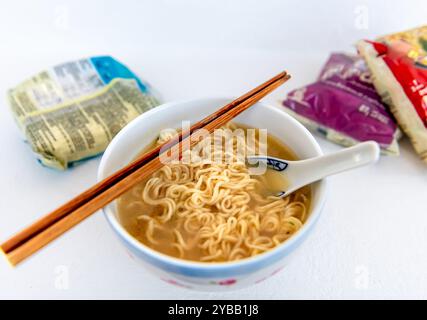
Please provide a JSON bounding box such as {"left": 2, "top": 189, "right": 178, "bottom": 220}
{"left": 98, "top": 97, "right": 327, "bottom": 291}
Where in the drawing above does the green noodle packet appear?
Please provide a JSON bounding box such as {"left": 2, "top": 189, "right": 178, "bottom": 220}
{"left": 7, "top": 56, "right": 160, "bottom": 170}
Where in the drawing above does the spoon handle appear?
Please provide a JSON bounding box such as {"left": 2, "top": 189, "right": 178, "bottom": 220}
{"left": 289, "top": 141, "right": 380, "bottom": 189}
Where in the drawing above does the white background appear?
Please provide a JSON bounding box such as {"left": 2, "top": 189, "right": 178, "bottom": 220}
{"left": 0, "top": 0, "right": 426, "bottom": 299}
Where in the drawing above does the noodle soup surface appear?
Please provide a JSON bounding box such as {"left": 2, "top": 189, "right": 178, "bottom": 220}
{"left": 118, "top": 123, "right": 311, "bottom": 262}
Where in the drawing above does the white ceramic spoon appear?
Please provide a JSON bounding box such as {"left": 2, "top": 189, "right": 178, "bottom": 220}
{"left": 247, "top": 141, "right": 380, "bottom": 197}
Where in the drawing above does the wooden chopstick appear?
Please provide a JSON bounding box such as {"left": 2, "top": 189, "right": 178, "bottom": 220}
{"left": 1, "top": 71, "right": 288, "bottom": 255}
{"left": 1, "top": 71, "right": 290, "bottom": 266}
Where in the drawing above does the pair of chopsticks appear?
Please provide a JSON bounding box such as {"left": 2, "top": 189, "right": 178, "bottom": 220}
{"left": 0, "top": 71, "right": 291, "bottom": 266}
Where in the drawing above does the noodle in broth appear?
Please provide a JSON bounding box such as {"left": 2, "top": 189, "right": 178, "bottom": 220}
{"left": 117, "top": 123, "right": 311, "bottom": 262}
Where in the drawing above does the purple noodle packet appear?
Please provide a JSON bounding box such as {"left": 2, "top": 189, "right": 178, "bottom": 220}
{"left": 282, "top": 53, "right": 400, "bottom": 155}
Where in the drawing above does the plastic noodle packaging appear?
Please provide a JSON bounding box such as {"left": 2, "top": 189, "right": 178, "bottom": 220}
{"left": 7, "top": 56, "right": 160, "bottom": 170}
{"left": 281, "top": 53, "right": 400, "bottom": 155}
{"left": 357, "top": 25, "right": 427, "bottom": 163}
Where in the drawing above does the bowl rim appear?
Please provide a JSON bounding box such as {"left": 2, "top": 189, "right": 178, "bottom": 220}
{"left": 98, "top": 97, "right": 327, "bottom": 272}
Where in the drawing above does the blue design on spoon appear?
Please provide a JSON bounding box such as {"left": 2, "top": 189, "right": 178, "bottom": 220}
{"left": 266, "top": 158, "right": 288, "bottom": 171}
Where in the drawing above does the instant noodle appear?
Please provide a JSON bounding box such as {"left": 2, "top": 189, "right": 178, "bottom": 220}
{"left": 281, "top": 53, "right": 400, "bottom": 155}
{"left": 357, "top": 26, "right": 427, "bottom": 163}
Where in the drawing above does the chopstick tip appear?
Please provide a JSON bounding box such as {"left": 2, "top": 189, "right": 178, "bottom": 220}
{"left": 0, "top": 245, "right": 15, "bottom": 268}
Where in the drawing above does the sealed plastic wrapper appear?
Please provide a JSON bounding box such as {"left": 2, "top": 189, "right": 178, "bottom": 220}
{"left": 357, "top": 26, "right": 427, "bottom": 163}
{"left": 7, "top": 56, "right": 160, "bottom": 169}
{"left": 282, "top": 53, "right": 400, "bottom": 155}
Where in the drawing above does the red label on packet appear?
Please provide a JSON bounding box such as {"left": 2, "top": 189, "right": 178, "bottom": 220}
{"left": 369, "top": 40, "right": 427, "bottom": 127}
